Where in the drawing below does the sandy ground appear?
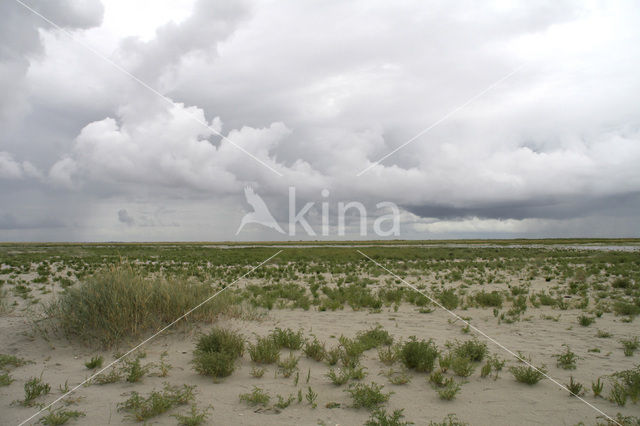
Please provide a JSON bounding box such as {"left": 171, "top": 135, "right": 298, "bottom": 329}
{"left": 2, "top": 298, "right": 640, "bottom": 426}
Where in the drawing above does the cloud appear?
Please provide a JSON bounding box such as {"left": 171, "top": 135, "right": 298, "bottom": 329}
{"left": 117, "top": 208, "right": 134, "bottom": 225}
{"left": 1, "top": 0, "right": 640, "bottom": 240}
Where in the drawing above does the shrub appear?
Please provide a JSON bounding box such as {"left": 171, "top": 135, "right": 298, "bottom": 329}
{"left": 84, "top": 355, "right": 103, "bottom": 370}
{"left": 429, "top": 370, "right": 446, "bottom": 388}
{"left": 192, "top": 351, "right": 236, "bottom": 378}
{"left": 510, "top": 365, "right": 546, "bottom": 385}
{"left": 613, "top": 301, "right": 640, "bottom": 317}
{"left": 338, "top": 336, "right": 366, "bottom": 368}
{"left": 610, "top": 365, "right": 640, "bottom": 404}
{"left": 620, "top": 337, "right": 639, "bottom": 357}
{"left": 356, "top": 325, "right": 393, "bottom": 350}
{"left": 480, "top": 355, "right": 505, "bottom": 380}
{"left": 20, "top": 376, "right": 51, "bottom": 406}
{"left": 554, "top": 345, "right": 579, "bottom": 370}
{"left": 39, "top": 408, "right": 85, "bottom": 425}
{"left": 346, "top": 382, "right": 392, "bottom": 410}
{"left": 566, "top": 376, "right": 584, "bottom": 397}
{"left": 451, "top": 357, "right": 475, "bottom": 377}
{"left": 378, "top": 345, "right": 399, "bottom": 366}
{"left": 249, "top": 336, "right": 280, "bottom": 364}
{"left": 326, "top": 347, "right": 341, "bottom": 366}
{"left": 304, "top": 337, "right": 326, "bottom": 361}
{"left": 474, "top": 291, "right": 503, "bottom": 308}
{"left": 400, "top": 337, "right": 439, "bottom": 373}
{"left": 270, "top": 328, "right": 304, "bottom": 350}
{"left": 118, "top": 383, "right": 195, "bottom": 422}
{"left": 276, "top": 353, "right": 299, "bottom": 378}
{"left": 428, "top": 414, "right": 468, "bottom": 426}
{"left": 438, "top": 289, "right": 459, "bottom": 310}
{"left": 578, "top": 315, "right": 596, "bottom": 327}
{"left": 592, "top": 377, "right": 604, "bottom": 397}
{"left": 450, "top": 339, "right": 487, "bottom": 362}
{"left": 365, "top": 408, "right": 413, "bottom": 426}
{"left": 239, "top": 387, "right": 270, "bottom": 407}
{"left": 173, "top": 404, "right": 212, "bottom": 426}
{"left": 123, "top": 356, "right": 152, "bottom": 383}
{"left": 437, "top": 378, "right": 461, "bottom": 400}
{"left": 48, "top": 265, "right": 226, "bottom": 347}
{"left": 195, "top": 328, "right": 244, "bottom": 358}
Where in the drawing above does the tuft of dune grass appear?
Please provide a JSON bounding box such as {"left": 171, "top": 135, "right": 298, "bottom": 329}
{"left": 47, "top": 264, "right": 232, "bottom": 347}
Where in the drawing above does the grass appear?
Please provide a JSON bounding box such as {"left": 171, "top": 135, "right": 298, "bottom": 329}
{"left": 118, "top": 383, "right": 195, "bottom": 421}
{"left": 378, "top": 345, "right": 399, "bottom": 366}
{"left": 249, "top": 336, "right": 280, "bottom": 364}
{"left": 275, "top": 394, "right": 295, "bottom": 409}
{"left": 609, "top": 365, "right": 640, "bottom": 405}
{"left": 480, "top": 355, "right": 505, "bottom": 380}
{"left": 305, "top": 386, "right": 318, "bottom": 408}
{"left": 346, "top": 382, "right": 392, "bottom": 410}
{"left": 0, "top": 372, "right": 14, "bottom": 386}
{"left": 38, "top": 408, "right": 85, "bottom": 425}
{"left": 84, "top": 355, "right": 103, "bottom": 370}
{"left": 239, "top": 387, "right": 270, "bottom": 406}
{"left": 400, "top": 337, "right": 439, "bottom": 373}
{"left": 192, "top": 328, "right": 244, "bottom": 378}
{"left": 365, "top": 408, "right": 413, "bottom": 426}
{"left": 510, "top": 365, "right": 547, "bottom": 385}
{"left": 48, "top": 265, "right": 226, "bottom": 347}
{"left": 123, "top": 356, "right": 152, "bottom": 383}
{"left": 327, "top": 365, "right": 367, "bottom": 385}
{"left": 554, "top": 345, "right": 579, "bottom": 370}
{"left": 0, "top": 353, "right": 28, "bottom": 370}
{"left": 19, "top": 376, "right": 51, "bottom": 406}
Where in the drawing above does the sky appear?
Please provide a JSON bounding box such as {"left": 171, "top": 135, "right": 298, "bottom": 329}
{"left": 0, "top": 0, "right": 639, "bottom": 241}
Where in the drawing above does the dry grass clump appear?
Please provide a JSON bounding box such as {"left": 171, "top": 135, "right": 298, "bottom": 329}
{"left": 48, "top": 265, "right": 229, "bottom": 347}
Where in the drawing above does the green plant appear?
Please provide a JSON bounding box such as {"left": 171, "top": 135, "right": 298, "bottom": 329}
{"left": 566, "top": 376, "right": 584, "bottom": 397}
{"left": 84, "top": 355, "right": 103, "bottom": 370}
{"left": 250, "top": 367, "right": 265, "bottom": 378}
{"left": 596, "top": 330, "right": 612, "bottom": 338}
{"left": 304, "top": 337, "right": 326, "bottom": 361}
{"left": 609, "top": 365, "right": 640, "bottom": 404}
{"left": 249, "top": 336, "right": 280, "bottom": 364}
{"left": 327, "top": 365, "right": 367, "bottom": 386}
{"left": 438, "top": 378, "right": 461, "bottom": 400}
{"left": 326, "top": 347, "right": 341, "bottom": 366}
{"left": 578, "top": 315, "right": 596, "bottom": 327}
{"left": 118, "top": 383, "right": 195, "bottom": 421}
{"left": 239, "top": 386, "right": 270, "bottom": 407}
{"left": 365, "top": 408, "right": 414, "bottom": 426}
{"left": 380, "top": 368, "right": 412, "bottom": 385}
{"left": 192, "top": 328, "right": 244, "bottom": 378}
{"left": 173, "top": 404, "right": 212, "bottom": 426}
{"left": 93, "top": 369, "right": 122, "bottom": 385}
{"left": 270, "top": 327, "right": 304, "bottom": 350}
{"left": 400, "top": 337, "right": 439, "bottom": 373}
{"left": 0, "top": 353, "right": 28, "bottom": 370}
{"left": 275, "top": 394, "right": 295, "bottom": 409}
{"left": 592, "top": 377, "right": 604, "bottom": 397}
{"left": 195, "top": 327, "right": 244, "bottom": 358}
{"left": 338, "top": 336, "right": 367, "bottom": 368}
{"left": 554, "top": 345, "right": 579, "bottom": 370}
{"left": 38, "top": 408, "right": 85, "bottom": 425}
{"left": 157, "top": 352, "right": 172, "bottom": 377}
{"left": 474, "top": 290, "right": 503, "bottom": 308}
{"left": 276, "top": 353, "right": 299, "bottom": 378}
{"left": 438, "top": 353, "right": 453, "bottom": 373}
{"left": 378, "top": 345, "right": 399, "bottom": 366}
{"left": 20, "top": 376, "right": 51, "bottom": 406}
{"left": 346, "top": 382, "right": 392, "bottom": 410}
{"left": 428, "top": 413, "right": 468, "bottom": 426}
{"left": 0, "top": 372, "right": 14, "bottom": 386}
{"left": 480, "top": 355, "right": 505, "bottom": 380}
{"left": 509, "top": 365, "right": 546, "bottom": 385}
{"left": 609, "top": 381, "right": 628, "bottom": 407}
{"left": 429, "top": 370, "right": 446, "bottom": 388}
{"left": 48, "top": 265, "right": 226, "bottom": 347}
{"left": 450, "top": 338, "right": 487, "bottom": 362}
{"left": 123, "top": 356, "right": 151, "bottom": 383}
{"left": 356, "top": 325, "right": 393, "bottom": 350}
{"left": 450, "top": 356, "right": 475, "bottom": 377}
{"left": 305, "top": 386, "right": 318, "bottom": 408}
{"left": 620, "top": 337, "right": 639, "bottom": 357}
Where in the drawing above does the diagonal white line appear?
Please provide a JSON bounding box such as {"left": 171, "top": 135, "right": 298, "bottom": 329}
{"left": 13, "top": 0, "right": 283, "bottom": 177}
{"left": 357, "top": 249, "right": 620, "bottom": 426}
{"left": 18, "top": 250, "right": 283, "bottom": 426}
{"left": 356, "top": 64, "right": 525, "bottom": 177}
